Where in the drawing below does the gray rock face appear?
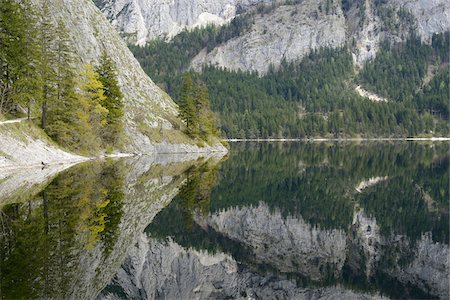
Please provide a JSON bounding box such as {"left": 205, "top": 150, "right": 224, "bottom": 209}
{"left": 191, "top": 0, "right": 347, "bottom": 74}
{"left": 96, "top": 0, "right": 450, "bottom": 74}
{"left": 95, "top": 0, "right": 275, "bottom": 45}
{"left": 348, "top": 210, "right": 449, "bottom": 299}
{"left": 31, "top": 0, "right": 192, "bottom": 153}
{"left": 394, "top": 0, "right": 450, "bottom": 42}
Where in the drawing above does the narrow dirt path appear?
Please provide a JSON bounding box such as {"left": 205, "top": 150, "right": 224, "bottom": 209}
{"left": 0, "top": 117, "right": 29, "bottom": 125}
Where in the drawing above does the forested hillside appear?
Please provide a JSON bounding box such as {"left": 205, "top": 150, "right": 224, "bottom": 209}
{"left": 129, "top": 18, "right": 449, "bottom": 138}
{"left": 359, "top": 32, "right": 449, "bottom": 119}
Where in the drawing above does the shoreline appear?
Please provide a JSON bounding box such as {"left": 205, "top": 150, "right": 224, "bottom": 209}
{"left": 224, "top": 137, "right": 450, "bottom": 142}
{"left": 0, "top": 153, "right": 135, "bottom": 172}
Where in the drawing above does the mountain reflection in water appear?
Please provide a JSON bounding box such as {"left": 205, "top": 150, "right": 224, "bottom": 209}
{"left": 1, "top": 143, "right": 448, "bottom": 299}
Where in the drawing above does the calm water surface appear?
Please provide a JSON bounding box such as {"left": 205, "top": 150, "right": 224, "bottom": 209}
{"left": 1, "top": 142, "right": 448, "bottom": 299}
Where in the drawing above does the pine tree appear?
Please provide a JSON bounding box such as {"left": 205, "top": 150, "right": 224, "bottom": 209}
{"left": 178, "top": 73, "right": 197, "bottom": 136}
{"left": 37, "top": 2, "right": 58, "bottom": 129}
{"left": 0, "top": 0, "right": 37, "bottom": 115}
{"left": 45, "top": 21, "right": 81, "bottom": 149}
{"left": 95, "top": 52, "right": 124, "bottom": 147}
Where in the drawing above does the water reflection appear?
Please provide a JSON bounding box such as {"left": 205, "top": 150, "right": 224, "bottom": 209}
{"left": 0, "top": 155, "right": 216, "bottom": 299}
{"left": 1, "top": 161, "right": 123, "bottom": 299}
{"left": 1, "top": 143, "right": 448, "bottom": 299}
{"left": 105, "top": 142, "right": 448, "bottom": 300}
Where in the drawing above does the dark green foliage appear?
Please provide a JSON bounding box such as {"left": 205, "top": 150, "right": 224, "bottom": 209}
{"left": 172, "top": 49, "right": 445, "bottom": 138}
{"left": 0, "top": 0, "right": 40, "bottom": 116}
{"left": 415, "top": 68, "right": 449, "bottom": 119}
{"left": 45, "top": 21, "right": 81, "bottom": 148}
{"left": 431, "top": 31, "right": 449, "bottom": 63}
{"left": 359, "top": 32, "right": 449, "bottom": 120}
{"left": 178, "top": 73, "right": 218, "bottom": 139}
{"left": 95, "top": 52, "right": 125, "bottom": 147}
{"left": 178, "top": 73, "right": 198, "bottom": 136}
{"left": 130, "top": 20, "right": 448, "bottom": 138}
{"left": 359, "top": 34, "right": 432, "bottom": 102}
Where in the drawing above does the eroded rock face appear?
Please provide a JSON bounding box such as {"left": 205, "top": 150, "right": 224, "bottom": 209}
{"left": 191, "top": 0, "right": 347, "bottom": 74}
{"left": 96, "top": 0, "right": 450, "bottom": 74}
{"left": 348, "top": 210, "right": 449, "bottom": 299}
{"left": 94, "top": 0, "right": 275, "bottom": 45}
{"left": 394, "top": 0, "right": 450, "bottom": 42}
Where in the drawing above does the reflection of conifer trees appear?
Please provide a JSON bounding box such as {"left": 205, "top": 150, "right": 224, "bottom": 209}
{"left": 0, "top": 160, "right": 125, "bottom": 299}
{"left": 210, "top": 142, "right": 449, "bottom": 238}
{"left": 177, "top": 161, "right": 219, "bottom": 230}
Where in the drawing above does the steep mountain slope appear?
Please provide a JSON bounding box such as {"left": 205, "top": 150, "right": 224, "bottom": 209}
{"left": 30, "top": 0, "right": 222, "bottom": 153}
{"left": 94, "top": 0, "right": 274, "bottom": 45}
{"left": 95, "top": 0, "right": 450, "bottom": 73}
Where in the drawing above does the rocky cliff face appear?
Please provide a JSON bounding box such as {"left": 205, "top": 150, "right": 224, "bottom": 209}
{"left": 95, "top": 0, "right": 450, "bottom": 73}
{"left": 191, "top": 0, "right": 346, "bottom": 74}
{"left": 31, "top": 0, "right": 203, "bottom": 153}
{"left": 94, "top": 0, "right": 275, "bottom": 45}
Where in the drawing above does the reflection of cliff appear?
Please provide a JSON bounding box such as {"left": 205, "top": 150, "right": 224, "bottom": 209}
{"left": 137, "top": 194, "right": 447, "bottom": 299}
{"left": 347, "top": 210, "right": 449, "bottom": 299}
{"left": 99, "top": 233, "right": 384, "bottom": 300}
{"left": 206, "top": 202, "right": 347, "bottom": 281}
{"left": 204, "top": 204, "right": 448, "bottom": 299}
{"left": 0, "top": 154, "right": 224, "bottom": 299}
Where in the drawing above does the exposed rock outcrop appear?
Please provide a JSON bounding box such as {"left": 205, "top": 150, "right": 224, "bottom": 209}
{"left": 0, "top": 122, "right": 87, "bottom": 169}
{"left": 95, "top": 0, "right": 450, "bottom": 73}
{"left": 94, "top": 0, "right": 275, "bottom": 45}
{"left": 206, "top": 202, "right": 347, "bottom": 281}
{"left": 191, "top": 0, "right": 347, "bottom": 74}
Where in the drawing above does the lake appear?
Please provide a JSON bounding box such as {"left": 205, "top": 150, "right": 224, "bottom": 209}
{"left": 1, "top": 142, "right": 448, "bottom": 299}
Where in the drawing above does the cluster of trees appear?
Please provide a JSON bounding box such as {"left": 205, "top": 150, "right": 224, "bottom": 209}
{"left": 0, "top": 0, "right": 124, "bottom": 153}
{"left": 178, "top": 73, "right": 217, "bottom": 139}
{"left": 359, "top": 32, "right": 449, "bottom": 119}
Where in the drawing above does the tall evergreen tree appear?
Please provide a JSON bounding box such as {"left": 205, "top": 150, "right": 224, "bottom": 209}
{"left": 37, "top": 2, "right": 58, "bottom": 129}
{"left": 45, "top": 21, "right": 81, "bottom": 149}
{"left": 0, "top": 0, "right": 38, "bottom": 115}
{"left": 95, "top": 52, "right": 124, "bottom": 147}
{"left": 178, "top": 73, "right": 197, "bottom": 136}
{"left": 194, "top": 81, "right": 216, "bottom": 139}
